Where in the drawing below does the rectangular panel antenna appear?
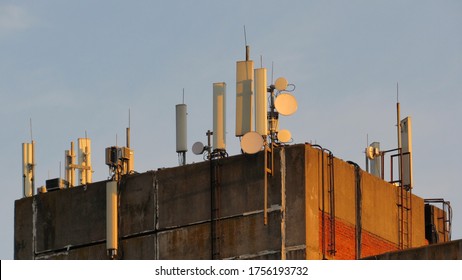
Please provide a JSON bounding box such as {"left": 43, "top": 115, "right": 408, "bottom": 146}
{"left": 235, "top": 60, "right": 254, "bottom": 136}
{"left": 213, "top": 82, "right": 226, "bottom": 150}
{"left": 22, "top": 142, "right": 34, "bottom": 197}
{"left": 401, "top": 117, "right": 413, "bottom": 189}
{"left": 255, "top": 68, "right": 268, "bottom": 136}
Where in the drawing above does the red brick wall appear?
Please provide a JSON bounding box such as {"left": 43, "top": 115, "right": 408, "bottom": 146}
{"left": 319, "top": 211, "right": 398, "bottom": 259}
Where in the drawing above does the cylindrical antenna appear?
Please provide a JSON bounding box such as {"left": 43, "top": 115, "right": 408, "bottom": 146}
{"left": 260, "top": 55, "right": 263, "bottom": 68}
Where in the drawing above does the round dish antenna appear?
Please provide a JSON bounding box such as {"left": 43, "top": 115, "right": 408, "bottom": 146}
{"left": 274, "top": 77, "right": 288, "bottom": 91}
{"left": 241, "top": 131, "right": 264, "bottom": 154}
{"left": 366, "top": 145, "right": 380, "bottom": 160}
{"left": 277, "top": 129, "right": 292, "bottom": 143}
{"left": 275, "top": 93, "right": 298, "bottom": 116}
{"left": 192, "top": 142, "right": 205, "bottom": 155}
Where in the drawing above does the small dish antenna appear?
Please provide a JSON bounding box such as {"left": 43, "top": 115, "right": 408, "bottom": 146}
{"left": 366, "top": 145, "right": 380, "bottom": 160}
{"left": 277, "top": 129, "right": 292, "bottom": 143}
{"left": 274, "top": 77, "right": 288, "bottom": 91}
{"left": 275, "top": 93, "right": 298, "bottom": 116}
{"left": 192, "top": 141, "right": 205, "bottom": 155}
{"left": 241, "top": 131, "right": 264, "bottom": 154}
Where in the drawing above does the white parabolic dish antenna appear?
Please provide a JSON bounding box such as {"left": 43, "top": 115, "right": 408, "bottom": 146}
{"left": 274, "top": 77, "right": 288, "bottom": 91}
{"left": 241, "top": 131, "right": 264, "bottom": 154}
{"left": 278, "top": 129, "right": 292, "bottom": 143}
{"left": 192, "top": 142, "right": 205, "bottom": 155}
{"left": 275, "top": 93, "right": 298, "bottom": 116}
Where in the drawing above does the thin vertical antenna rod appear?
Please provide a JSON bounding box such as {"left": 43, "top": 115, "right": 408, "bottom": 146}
{"left": 29, "top": 118, "right": 33, "bottom": 142}
{"left": 244, "top": 26, "right": 250, "bottom": 61}
{"left": 127, "top": 109, "right": 131, "bottom": 148}
{"left": 271, "top": 62, "right": 274, "bottom": 84}
{"left": 397, "top": 81, "right": 400, "bottom": 150}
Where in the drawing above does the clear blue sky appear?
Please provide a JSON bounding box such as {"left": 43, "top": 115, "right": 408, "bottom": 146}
{"left": 1, "top": 1, "right": 461, "bottom": 259}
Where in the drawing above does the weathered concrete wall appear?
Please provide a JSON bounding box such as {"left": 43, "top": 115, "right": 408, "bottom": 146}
{"left": 34, "top": 180, "right": 107, "bottom": 254}
{"left": 305, "top": 145, "right": 321, "bottom": 259}
{"left": 364, "top": 239, "right": 462, "bottom": 260}
{"left": 14, "top": 143, "right": 443, "bottom": 260}
{"left": 14, "top": 198, "right": 33, "bottom": 259}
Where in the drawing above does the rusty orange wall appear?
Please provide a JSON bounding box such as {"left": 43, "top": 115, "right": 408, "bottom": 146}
{"left": 305, "top": 144, "right": 427, "bottom": 260}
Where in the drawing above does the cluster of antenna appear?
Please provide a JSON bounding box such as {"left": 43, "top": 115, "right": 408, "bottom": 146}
{"left": 365, "top": 94, "right": 413, "bottom": 190}
{"left": 21, "top": 116, "right": 135, "bottom": 197}
{"left": 175, "top": 44, "right": 298, "bottom": 164}
{"left": 237, "top": 46, "right": 298, "bottom": 155}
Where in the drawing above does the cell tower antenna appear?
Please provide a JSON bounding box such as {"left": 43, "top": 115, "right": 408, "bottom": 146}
{"left": 243, "top": 25, "right": 247, "bottom": 46}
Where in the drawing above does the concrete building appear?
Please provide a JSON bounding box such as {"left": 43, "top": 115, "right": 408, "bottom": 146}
{"left": 14, "top": 144, "right": 454, "bottom": 260}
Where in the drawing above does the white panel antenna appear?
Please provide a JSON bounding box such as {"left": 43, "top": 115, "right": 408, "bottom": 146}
{"left": 235, "top": 51, "right": 254, "bottom": 137}
{"left": 176, "top": 103, "right": 188, "bottom": 153}
{"left": 400, "top": 117, "right": 413, "bottom": 189}
{"left": 213, "top": 82, "right": 226, "bottom": 151}
{"left": 255, "top": 68, "right": 268, "bottom": 136}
